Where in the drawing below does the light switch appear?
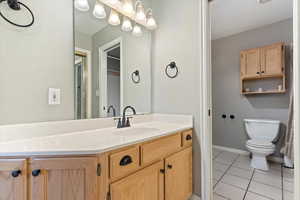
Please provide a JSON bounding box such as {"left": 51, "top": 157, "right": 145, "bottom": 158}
{"left": 48, "top": 88, "right": 61, "bottom": 105}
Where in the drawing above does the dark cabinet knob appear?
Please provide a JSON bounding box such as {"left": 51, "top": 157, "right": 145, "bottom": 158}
{"left": 120, "top": 155, "right": 133, "bottom": 166}
{"left": 222, "top": 114, "right": 226, "bottom": 119}
{"left": 167, "top": 164, "right": 172, "bottom": 169}
{"left": 32, "top": 169, "right": 41, "bottom": 177}
{"left": 160, "top": 169, "right": 165, "bottom": 174}
{"left": 230, "top": 115, "right": 235, "bottom": 119}
{"left": 256, "top": 72, "right": 260, "bottom": 74}
{"left": 186, "top": 134, "right": 192, "bottom": 141}
{"left": 261, "top": 71, "right": 265, "bottom": 73}
{"left": 11, "top": 170, "right": 22, "bottom": 178}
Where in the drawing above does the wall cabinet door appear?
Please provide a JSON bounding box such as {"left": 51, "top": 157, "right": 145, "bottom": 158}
{"left": 110, "top": 161, "right": 164, "bottom": 200}
{"left": 30, "top": 157, "right": 98, "bottom": 200}
{"left": 240, "top": 48, "right": 261, "bottom": 78}
{"left": 0, "top": 159, "right": 27, "bottom": 200}
{"left": 261, "top": 43, "right": 284, "bottom": 76}
{"left": 165, "top": 147, "right": 192, "bottom": 200}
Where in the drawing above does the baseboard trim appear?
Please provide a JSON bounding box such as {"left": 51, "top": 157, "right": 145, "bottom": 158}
{"left": 190, "top": 194, "right": 201, "bottom": 200}
{"left": 213, "top": 145, "right": 250, "bottom": 155}
{"left": 213, "top": 145, "right": 283, "bottom": 164}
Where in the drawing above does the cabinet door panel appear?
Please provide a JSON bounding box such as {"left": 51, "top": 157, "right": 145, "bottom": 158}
{"left": 165, "top": 147, "right": 192, "bottom": 200}
{"left": 30, "top": 157, "right": 97, "bottom": 200}
{"left": 261, "top": 43, "right": 283, "bottom": 75}
{"left": 241, "top": 48, "right": 261, "bottom": 78}
{"left": 110, "top": 161, "right": 164, "bottom": 200}
{"left": 0, "top": 159, "right": 27, "bottom": 200}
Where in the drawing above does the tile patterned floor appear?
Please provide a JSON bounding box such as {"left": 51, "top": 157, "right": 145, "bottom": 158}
{"left": 213, "top": 148, "right": 294, "bottom": 200}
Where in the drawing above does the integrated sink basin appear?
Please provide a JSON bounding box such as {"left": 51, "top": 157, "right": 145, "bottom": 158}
{"left": 112, "top": 127, "right": 160, "bottom": 136}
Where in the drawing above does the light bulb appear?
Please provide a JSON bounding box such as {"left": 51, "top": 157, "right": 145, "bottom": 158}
{"left": 132, "top": 24, "right": 142, "bottom": 36}
{"left": 75, "top": 0, "right": 90, "bottom": 11}
{"left": 108, "top": 9, "right": 120, "bottom": 26}
{"left": 135, "top": 1, "right": 146, "bottom": 22}
{"left": 93, "top": 2, "right": 106, "bottom": 19}
{"left": 122, "top": 17, "right": 133, "bottom": 32}
{"left": 109, "top": 0, "right": 119, "bottom": 5}
{"left": 146, "top": 9, "right": 157, "bottom": 30}
{"left": 122, "top": 0, "right": 134, "bottom": 15}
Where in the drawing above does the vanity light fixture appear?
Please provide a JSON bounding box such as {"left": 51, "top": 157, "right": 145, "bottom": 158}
{"left": 122, "top": 16, "right": 133, "bottom": 32}
{"left": 74, "top": 0, "right": 90, "bottom": 12}
{"left": 122, "top": 0, "right": 134, "bottom": 15}
{"left": 135, "top": 0, "right": 146, "bottom": 22}
{"left": 146, "top": 9, "right": 157, "bottom": 30}
{"left": 93, "top": 2, "right": 106, "bottom": 19}
{"left": 108, "top": 9, "right": 121, "bottom": 26}
{"left": 132, "top": 24, "right": 142, "bottom": 36}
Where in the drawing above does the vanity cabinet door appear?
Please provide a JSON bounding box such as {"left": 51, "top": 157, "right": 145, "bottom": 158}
{"left": 110, "top": 161, "right": 164, "bottom": 200}
{"left": 261, "top": 43, "right": 284, "bottom": 76}
{"left": 165, "top": 147, "right": 192, "bottom": 200}
{"left": 240, "top": 48, "right": 261, "bottom": 78}
{"left": 30, "top": 157, "right": 98, "bottom": 200}
{"left": 0, "top": 159, "right": 27, "bottom": 200}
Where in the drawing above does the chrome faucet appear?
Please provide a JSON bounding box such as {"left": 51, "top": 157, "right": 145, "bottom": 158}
{"left": 115, "top": 106, "right": 136, "bottom": 128}
{"left": 107, "top": 105, "right": 116, "bottom": 117}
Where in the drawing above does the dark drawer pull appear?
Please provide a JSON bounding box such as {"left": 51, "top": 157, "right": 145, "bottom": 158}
{"left": 186, "top": 134, "right": 192, "bottom": 141}
{"left": 119, "top": 155, "right": 133, "bottom": 166}
{"left": 167, "top": 164, "right": 173, "bottom": 169}
{"left": 11, "top": 170, "right": 22, "bottom": 178}
{"left": 32, "top": 169, "right": 41, "bottom": 177}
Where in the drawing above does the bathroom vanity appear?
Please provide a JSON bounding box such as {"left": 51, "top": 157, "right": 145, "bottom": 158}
{"left": 0, "top": 114, "right": 193, "bottom": 200}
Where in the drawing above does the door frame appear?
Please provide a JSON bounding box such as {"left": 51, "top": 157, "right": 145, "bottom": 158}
{"left": 75, "top": 47, "right": 92, "bottom": 119}
{"left": 99, "top": 37, "right": 124, "bottom": 117}
{"left": 200, "top": 0, "right": 300, "bottom": 200}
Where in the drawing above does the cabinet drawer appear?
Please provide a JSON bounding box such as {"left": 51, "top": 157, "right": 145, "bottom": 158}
{"left": 110, "top": 146, "right": 140, "bottom": 180}
{"left": 141, "top": 133, "right": 181, "bottom": 165}
{"left": 182, "top": 129, "right": 193, "bottom": 147}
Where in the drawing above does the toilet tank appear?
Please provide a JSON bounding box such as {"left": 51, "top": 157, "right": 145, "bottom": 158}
{"left": 244, "top": 119, "right": 280, "bottom": 141}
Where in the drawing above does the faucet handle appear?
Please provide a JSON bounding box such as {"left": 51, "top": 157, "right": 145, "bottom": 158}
{"left": 114, "top": 117, "right": 122, "bottom": 128}
{"left": 125, "top": 117, "right": 133, "bottom": 127}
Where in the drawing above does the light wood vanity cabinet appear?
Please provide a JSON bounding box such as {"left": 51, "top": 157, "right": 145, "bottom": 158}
{"left": 0, "top": 129, "right": 193, "bottom": 200}
{"left": 0, "top": 159, "right": 27, "bottom": 200}
{"left": 30, "top": 157, "right": 98, "bottom": 200}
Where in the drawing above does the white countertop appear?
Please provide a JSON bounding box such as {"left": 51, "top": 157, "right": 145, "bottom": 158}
{"left": 0, "top": 115, "right": 193, "bottom": 157}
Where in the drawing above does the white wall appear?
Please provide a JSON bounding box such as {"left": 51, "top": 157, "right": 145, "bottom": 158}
{"left": 151, "top": 0, "right": 201, "bottom": 195}
{"left": 75, "top": 31, "right": 92, "bottom": 51}
{"left": 0, "top": 0, "right": 74, "bottom": 125}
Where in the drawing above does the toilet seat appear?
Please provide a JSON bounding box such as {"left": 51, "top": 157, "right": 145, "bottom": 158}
{"left": 246, "top": 139, "right": 275, "bottom": 149}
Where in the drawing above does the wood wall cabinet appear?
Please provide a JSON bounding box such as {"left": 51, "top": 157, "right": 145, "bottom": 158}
{"left": 30, "top": 157, "right": 98, "bottom": 200}
{"left": 240, "top": 42, "right": 286, "bottom": 95}
{"left": 0, "top": 159, "right": 27, "bottom": 200}
{"left": 240, "top": 48, "right": 261, "bottom": 78}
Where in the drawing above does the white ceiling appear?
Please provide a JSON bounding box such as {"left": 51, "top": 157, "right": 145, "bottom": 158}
{"left": 211, "top": 0, "right": 293, "bottom": 40}
{"left": 75, "top": 0, "right": 108, "bottom": 36}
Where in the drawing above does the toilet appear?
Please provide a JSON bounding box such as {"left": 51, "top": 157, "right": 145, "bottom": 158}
{"left": 244, "top": 119, "right": 280, "bottom": 171}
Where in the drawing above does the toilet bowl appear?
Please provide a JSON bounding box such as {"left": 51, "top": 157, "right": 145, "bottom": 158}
{"left": 244, "top": 119, "right": 280, "bottom": 171}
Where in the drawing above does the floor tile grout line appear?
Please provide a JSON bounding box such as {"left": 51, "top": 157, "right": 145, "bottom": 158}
{"left": 213, "top": 154, "right": 241, "bottom": 190}
{"left": 242, "top": 167, "right": 256, "bottom": 200}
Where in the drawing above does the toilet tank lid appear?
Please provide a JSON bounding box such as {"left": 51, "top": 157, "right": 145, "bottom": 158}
{"left": 244, "top": 119, "right": 280, "bottom": 124}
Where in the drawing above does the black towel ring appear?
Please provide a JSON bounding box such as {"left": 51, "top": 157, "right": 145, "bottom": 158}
{"left": 165, "top": 61, "right": 178, "bottom": 78}
{"left": 0, "top": 0, "right": 34, "bottom": 28}
{"left": 131, "top": 70, "right": 140, "bottom": 84}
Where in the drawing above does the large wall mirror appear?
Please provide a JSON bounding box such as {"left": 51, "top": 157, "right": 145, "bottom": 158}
{"left": 0, "top": 0, "right": 153, "bottom": 125}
